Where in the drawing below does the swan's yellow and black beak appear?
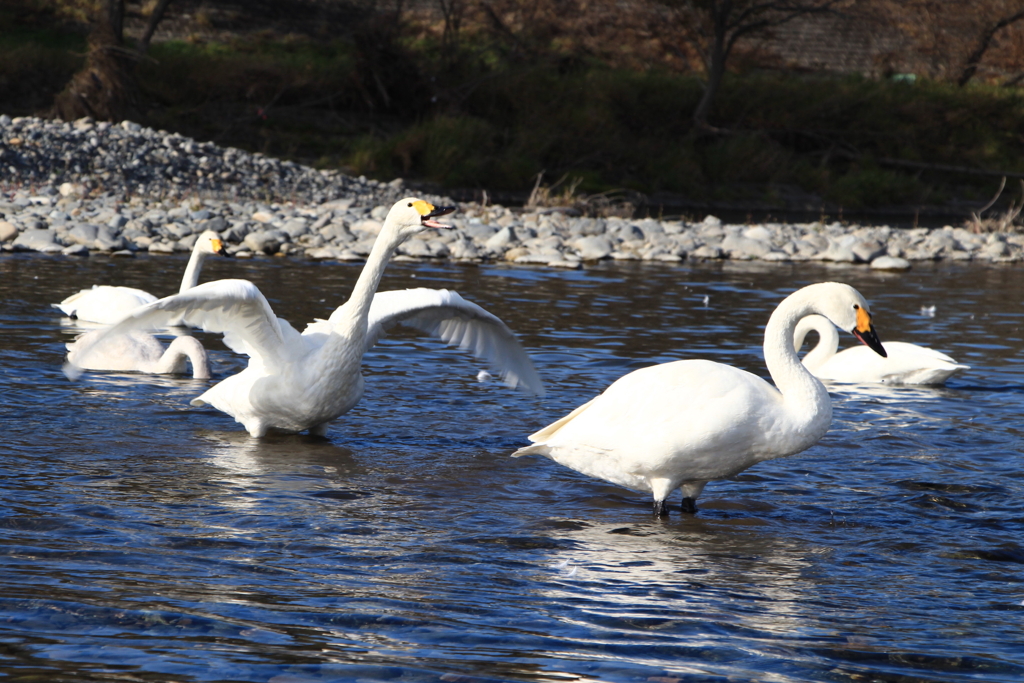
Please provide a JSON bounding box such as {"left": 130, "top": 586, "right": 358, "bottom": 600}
{"left": 413, "top": 200, "right": 457, "bottom": 229}
{"left": 211, "top": 237, "right": 228, "bottom": 256}
{"left": 851, "top": 306, "right": 887, "bottom": 357}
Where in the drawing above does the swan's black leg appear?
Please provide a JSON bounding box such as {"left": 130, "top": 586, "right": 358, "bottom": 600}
{"left": 681, "top": 497, "right": 698, "bottom": 514}
{"left": 653, "top": 499, "right": 669, "bottom": 517}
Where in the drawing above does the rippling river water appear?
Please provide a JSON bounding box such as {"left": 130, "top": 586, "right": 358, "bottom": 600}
{"left": 1, "top": 252, "right": 1023, "bottom": 682}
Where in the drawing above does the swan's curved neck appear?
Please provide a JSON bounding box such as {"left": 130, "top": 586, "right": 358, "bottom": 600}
{"left": 333, "top": 226, "right": 404, "bottom": 338}
{"left": 159, "top": 337, "right": 210, "bottom": 379}
{"left": 179, "top": 247, "right": 209, "bottom": 293}
{"left": 764, "top": 290, "right": 831, "bottom": 414}
{"left": 794, "top": 314, "right": 840, "bottom": 371}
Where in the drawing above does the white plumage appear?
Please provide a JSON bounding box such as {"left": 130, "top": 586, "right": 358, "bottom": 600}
{"left": 514, "top": 282, "right": 886, "bottom": 516}
{"left": 65, "top": 329, "right": 210, "bottom": 379}
{"left": 53, "top": 230, "right": 227, "bottom": 324}
{"left": 65, "top": 198, "right": 543, "bottom": 437}
{"left": 794, "top": 314, "right": 968, "bottom": 385}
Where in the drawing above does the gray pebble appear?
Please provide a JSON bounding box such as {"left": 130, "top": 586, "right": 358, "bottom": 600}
{"left": 0, "top": 115, "right": 1016, "bottom": 269}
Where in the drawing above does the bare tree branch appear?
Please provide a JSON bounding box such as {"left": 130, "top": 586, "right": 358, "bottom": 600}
{"left": 138, "top": 0, "right": 175, "bottom": 56}
{"left": 957, "top": 4, "right": 1024, "bottom": 86}
{"left": 681, "top": 0, "right": 855, "bottom": 129}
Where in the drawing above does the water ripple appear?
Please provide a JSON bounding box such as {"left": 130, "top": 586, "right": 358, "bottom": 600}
{"left": 1, "top": 256, "right": 1023, "bottom": 681}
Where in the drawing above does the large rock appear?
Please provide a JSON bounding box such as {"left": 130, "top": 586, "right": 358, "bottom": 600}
{"left": 350, "top": 218, "right": 383, "bottom": 235}
{"left": 0, "top": 221, "right": 16, "bottom": 242}
{"left": 448, "top": 236, "right": 481, "bottom": 260}
{"left": 568, "top": 218, "right": 606, "bottom": 237}
{"left": 721, "top": 234, "right": 772, "bottom": 259}
{"left": 306, "top": 246, "right": 344, "bottom": 260}
{"left": 243, "top": 229, "right": 287, "bottom": 254}
{"left": 95, "top": 226, "right": 126, "bottom": 251}
{"left": 463, "top": 222, "right": 498, "bottom": 241}
{"left": 12, "top": 229, "right": 63, "bottom": 252}
{"left": 636, "top": 219, "right": 664, "bottom": 238}
{"left": 691, "top": 244, "right": 724, "bottom": 259}
{"left": 819, "top": 239, "right": 857, "bottom": 262}
{"left": 743, "top": 225, "right": 773, "bottom": 241}
{"left": 851, "top": 239, "right": 886, "bottom": 263}
{"left": 574, "top": 235, "right": 614, "bottom": 260}
{"left": 67, "top": 223, "right": 99, "bottom": 246}
{"left": 281, "top": 218, "right": 310, "bottom": 239}
{"left": 870, "top": 255, "right": 911, "bottom": 270}
{"left": 399, "top": 239, "right": 448, "bottom": 258}
{"left": 613, "top": 223, "right": 644, "bottom": 242}
{"left": 485, "top": 226, "right": 516, "bottom": 253}
{"left": 198, "top": 216, "right": 228, "bottom": 233}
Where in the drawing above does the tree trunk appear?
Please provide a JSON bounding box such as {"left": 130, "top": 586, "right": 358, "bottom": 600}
{"left": 693, "top": 1, "right": 730, "bottom": 130}
{"left": 51, "top": 0, "right": 139, "bottom": 122}
{"left": 139, "top": 0, "right": 175, "bottom": 56}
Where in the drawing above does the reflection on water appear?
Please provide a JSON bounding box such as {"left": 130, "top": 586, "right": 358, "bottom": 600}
{"left": 1, "top": 253, "right": 1024, "bottom": 682}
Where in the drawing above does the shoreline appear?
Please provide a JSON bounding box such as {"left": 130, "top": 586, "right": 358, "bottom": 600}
{"left": 3, "top": 115, "right": 1023, "bottom": 269}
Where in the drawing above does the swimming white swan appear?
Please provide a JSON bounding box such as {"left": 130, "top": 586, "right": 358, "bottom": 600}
{"left": 65, "top": 329, "right": 210, "bottom": 379}
{"left": 513, "top": 282, "right": 886, "bottom": 516}
{"left": 53, "top": 230, "right": 228, "bottom": 324}
{"left": 65, "top": 198, "right": 544, "bottom": 437}
{"left": 794, "top": 314, "right": 968, "bottom": 385}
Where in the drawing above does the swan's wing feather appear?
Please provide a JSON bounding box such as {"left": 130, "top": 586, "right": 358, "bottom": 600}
{"left": 365, "top": 288, "right": 545, "bottom": 395}
{"left": 64, "top": 279, "right": 299, "bottom": 379}
{"left": 300, "top": 317, "right": 332, "bottom": 346}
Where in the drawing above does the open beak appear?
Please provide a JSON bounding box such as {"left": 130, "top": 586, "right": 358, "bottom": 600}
{"left": 421, "top": 205, "right": 456, "bottom": 230}
{"left": 851, "top": 307, "right": 887, "bottom": 357}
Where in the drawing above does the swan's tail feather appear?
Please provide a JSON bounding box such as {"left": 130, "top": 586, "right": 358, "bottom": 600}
{"left": 512, "top": 443, "right": 551, "bottom": 458}
{"left": 526, "top": 397, "right": 596, "bottom": 442}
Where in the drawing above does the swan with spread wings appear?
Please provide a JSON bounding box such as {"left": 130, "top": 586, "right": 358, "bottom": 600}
{"left": 65, "top": 198, "right": 544, "bottom": 437}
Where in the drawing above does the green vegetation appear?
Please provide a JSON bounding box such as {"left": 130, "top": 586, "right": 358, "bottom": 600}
{"left": 4, "top": 13, "right": 1024, "bottom": 212}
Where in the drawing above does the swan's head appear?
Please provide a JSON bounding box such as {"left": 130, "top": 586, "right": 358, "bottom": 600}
{"left": 195, "top": 230, "right": 228, "bottom": 256}
{"left": 805, "top": 282, "right": 887, "bottom": 357}
{"left": 383, "top": 198, "right": 457, "bottom": 241}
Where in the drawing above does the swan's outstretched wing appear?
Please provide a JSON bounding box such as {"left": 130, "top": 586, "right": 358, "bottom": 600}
{"left": 64, "top": 279, "right": 303, "bottom": 379}
{"left": 359, "top": 288, "right": 545, "bottom": 395}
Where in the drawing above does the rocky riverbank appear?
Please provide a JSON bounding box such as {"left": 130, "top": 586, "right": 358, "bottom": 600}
{"left": 2, "top": 115, "right": 1022, "bottom": 269}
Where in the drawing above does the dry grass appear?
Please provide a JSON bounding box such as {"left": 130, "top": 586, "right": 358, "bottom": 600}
{"left": 525, "top": 172, "right": 642, "bottom": 217}
{"left": 966, "top": 177, "right": 1024, "bottom": 232}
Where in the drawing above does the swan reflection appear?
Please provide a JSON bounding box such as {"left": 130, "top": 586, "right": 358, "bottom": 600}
{"left": 535, "top": 518, "right": 825, "bottom": 670}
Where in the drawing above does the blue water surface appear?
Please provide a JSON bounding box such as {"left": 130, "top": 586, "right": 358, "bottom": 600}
{"left": 1, "top": 253, "right": 1022, "bottom": 682}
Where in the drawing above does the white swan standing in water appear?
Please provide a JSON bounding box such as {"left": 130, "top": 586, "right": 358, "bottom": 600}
{"left": 794, "top": 314, "right": 968, "bottom": 385}
{"left": 53, "top": 230, "right": 228, "bottom": 324}
{"left": 66, "top": 198, "right": 544, "bottom": 437}
{"left": 513, "top": 282, "right": 887, "bottom": 516}
{"left": 65, "top": 330, "right": 210, "bottom": 379}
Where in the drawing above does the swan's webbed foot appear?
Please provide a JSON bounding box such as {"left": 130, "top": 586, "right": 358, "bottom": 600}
{"left": 681, "top": 497, "right": 698, "bottom": 515}
{"left": 652, "top": 499, "right": 669, "bottom": 517}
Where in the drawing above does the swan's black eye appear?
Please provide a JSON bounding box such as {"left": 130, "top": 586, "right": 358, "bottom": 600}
{"left": 407, "top": 202, "right": 413, "bottom": 207}
{"left": 853, "top": 304, "right": 860, "bottom": 310}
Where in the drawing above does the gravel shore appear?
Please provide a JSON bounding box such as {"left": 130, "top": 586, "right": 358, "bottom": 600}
{"left": 3, "top": 115, "right": 1022, "bottom": 269}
